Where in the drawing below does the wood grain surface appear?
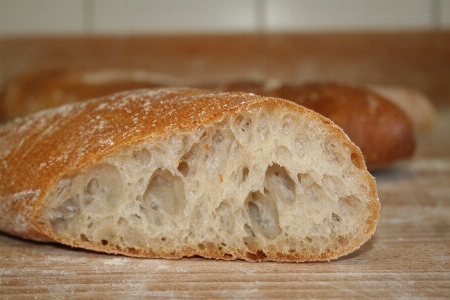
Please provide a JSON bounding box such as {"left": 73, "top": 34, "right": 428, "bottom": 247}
{"left": 0, "top": 33, "right": 449, "bottom": 298}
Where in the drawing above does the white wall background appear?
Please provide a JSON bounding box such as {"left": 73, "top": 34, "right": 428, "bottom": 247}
{"left": 0, "top": 0, "right": 449, "bottom": 36}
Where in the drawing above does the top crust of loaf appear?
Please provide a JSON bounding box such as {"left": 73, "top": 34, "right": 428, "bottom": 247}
{"left": 0, "top": 88, "right": 379, "bottom": 261}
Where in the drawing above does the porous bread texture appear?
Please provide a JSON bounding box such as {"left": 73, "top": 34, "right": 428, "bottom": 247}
{"left": 37, "top": 91, "right": 378, "bottom": 262}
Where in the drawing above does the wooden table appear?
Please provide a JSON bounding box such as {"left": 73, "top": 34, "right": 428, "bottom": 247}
{"left": 0, "top": 33, "right": 449, "bottom": 298}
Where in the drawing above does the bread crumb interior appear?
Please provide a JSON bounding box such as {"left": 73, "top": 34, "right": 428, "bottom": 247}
{"left": 43, "top": 106, "right": 372, "bottom": 260}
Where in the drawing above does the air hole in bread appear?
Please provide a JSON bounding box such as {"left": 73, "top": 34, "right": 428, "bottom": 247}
{"left": 265, "top": 163, "right": 295, "bottom": 205}
{"left": 101, "top": 239, "right": 108, "bottom": 245}
{"left": 246, "top": 191, "right": 281, "bottom": 239}
{"left": 246, "top": 252, "right": 258, "bottom": 260}
{"left": 243, "top": 236, "right": 261, "bottom": 251}
{"left": 324, "top": 137, "right": 344, "bottom": 166}
{"left": 245, "top": 250, "right": 266, "bottom": 260}
{"left": 256, "top": 250, "right": 267, "bottom": 259}
{"left": 338, "top": 235, "right": 349, "bottom": 246}
{"left": 281, "top": 115, "right": 295, "bottom": 136}
{"left": 276, "top": 146, "right": 291, "bottom": 158}
{"left": 297, "top": 173, "right": 306, "bottom": 184}
{"left": 256, "top": 114, "right": 271, "bottom": 141}
{"left": 205, "top": 242, "right": 215, "bottom": 251}
{"left": 244, "top": 223, "right": 255, "bottom": 237}
{"left": 303, "top": 180, "right": 328, "bottom": 205}
{"left": 332, "top": 212, "right": 342, "bottom": 222}
{"left": 338, "top": 196, "right": 361, "bottom": 218}
{"left": 257, "top": 121, "right": 270, "bottom": 140}
{"left": 139, "top": 203, "right": 162, "bottom": 226}
{"left": 118, "top": 217, "right": 127, "bottom": 226}
{"left": 232, "top": 114, "right": 253, "bottom": 144}
{"left": 143, "top": 169, "right": 186, "bottom": 215}
{"left": 242, "top": 167, "right": 249, "bottom": 181}
{"left": 212, "top": 130, "right": 225, "bottom": 144}
{"left": 206, "top": 130, "right": 229, "bottom": 178}
{"left": 310, "top": 184, "right": 327, "bottom": 203}
{"left": 235, "top": 115, "right": 252, "bottom": 132}
{"left": 216, "top": 201, "right": 234, "bottom": 234}
{"left": 50, "top": 194, "right": 80, "bottom": 235}
{"left": 84, "top": 178, "right": 98, "bottom": 205}
{"left": 294, "top": 133, "right": 310, "bottom": 157}
{"left": 351, "top": 152, "right": 364, "bottom": 169}
{"left": 82, "top": 164, "right": 123, "bottom": 210}
{"left": 321, "top": 175, "right": 341, "bottom": 195}
{"left": 177, "top": 161, "right": 189, "bottom": 177}
{"left": 86, "top": 178, "right": 100, "bottom": 195}
{"left": 198, "top": 243, "right": 205, "bottom": 250}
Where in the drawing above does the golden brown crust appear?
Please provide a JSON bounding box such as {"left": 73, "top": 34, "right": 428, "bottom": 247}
{"left": 0, "top": 88, "right": 379, "bottom": 262}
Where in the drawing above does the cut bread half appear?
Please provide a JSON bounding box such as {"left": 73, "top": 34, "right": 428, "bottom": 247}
{"left": 0, "top": 88, "right": 379, "bottom": 262}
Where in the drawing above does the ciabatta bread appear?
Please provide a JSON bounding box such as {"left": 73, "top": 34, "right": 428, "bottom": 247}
{"left": 0, "top": 88, "right": 379, "bottom": 262}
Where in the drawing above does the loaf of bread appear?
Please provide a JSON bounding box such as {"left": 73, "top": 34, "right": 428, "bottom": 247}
{"left": 0, "top": 70, "right": 422, "bottom": 170}
{"left": 0, "top": 88, "right": 379, "bottom": 262}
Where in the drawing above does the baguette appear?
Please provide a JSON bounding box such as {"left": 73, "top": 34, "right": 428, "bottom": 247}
{"left": 0, "top": 88, "right": 379, "bottom": 262}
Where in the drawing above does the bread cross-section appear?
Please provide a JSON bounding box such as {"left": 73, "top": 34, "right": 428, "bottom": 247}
{"left": 0, "top": 88, "right": 379, "bottom": 262}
